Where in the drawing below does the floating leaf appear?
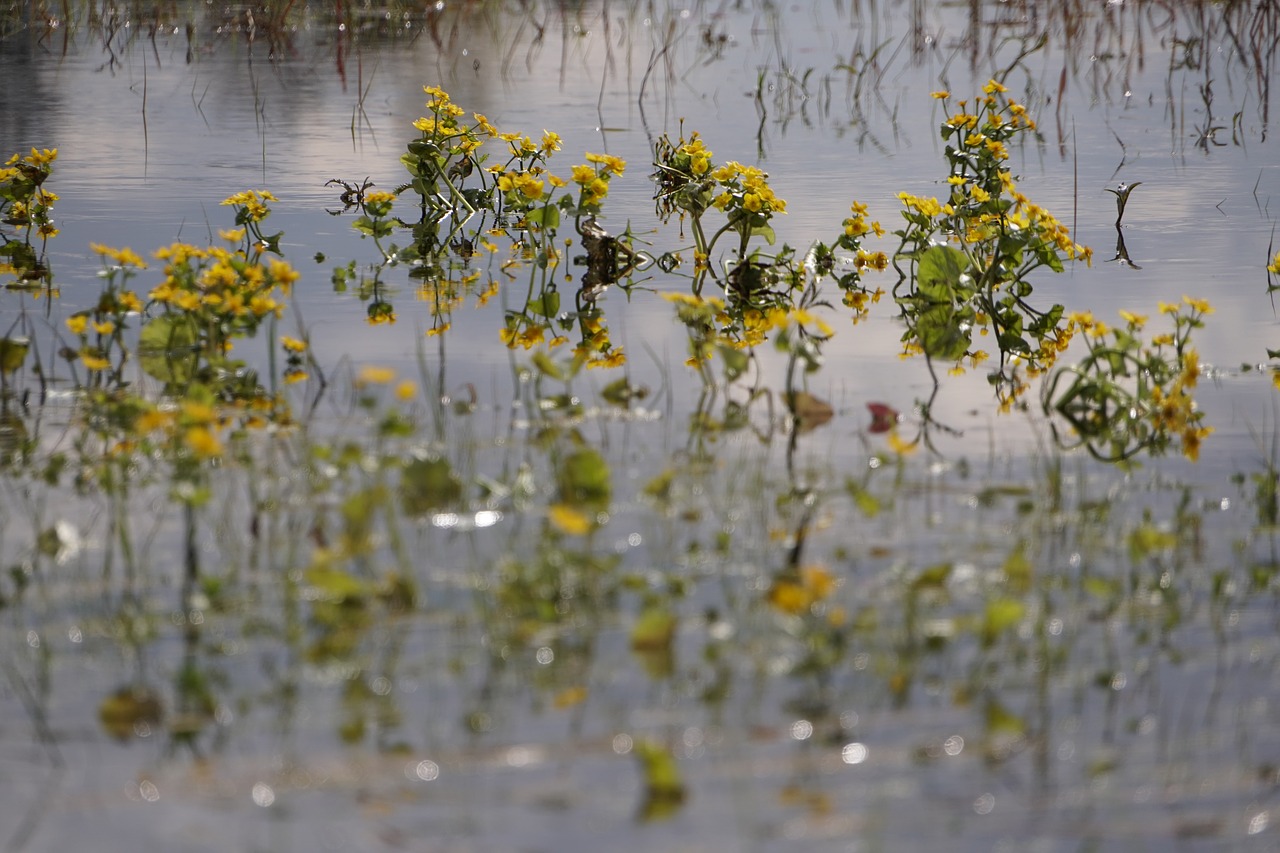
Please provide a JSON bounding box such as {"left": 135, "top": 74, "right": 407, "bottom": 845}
{"left": 866, "top": 401, "right": 899, "bottom": 433}
{"left": 0, "top": 336, "right": 29, "bottom": 374}
{"left": 98, "top": 685, "right": 163, "bottom": 741}
{"left": 784, "top": 391, "right": 834, "bottom": 433}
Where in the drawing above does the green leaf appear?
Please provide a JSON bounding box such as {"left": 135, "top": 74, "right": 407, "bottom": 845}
{"left": 303, "top": 565, "right": 371, "bottom": 603}
{"left": 717, "top": 345, "right": 750, "bottom": 383}
{"left": 916, "top": 244, "right": 971, "bottom": 302}
{"left": 0, "top": 336, "right": 30, "bottom": 374}
{"left": 915, "top": 302, "right": 972, "bottom": 361}
{"left": 912, "top": 562, "right": 952, "bottom": 591}
{"left": 631, "top": 605, "right": 677, "bottom": 652}
{"left": 525, "top": 204, "right": 560, "bottom": 230}
{"left": 400, "top": 457, "right": 464, "bottom": 515}
{"left": 528, "top": 290, "right": 561, "bottom": 318}
{"left": 1002, "top": 541, "right": 1033, "bottom": 593}
{"left": 556, "top": 448, "right": 611, "bottom": 510}
{"left": 138, "top": 314, "right": 200, "bottom": 384}
{"left": 633, "top": 740, "right": 686, "bottom": 820}
{"left": 531, "top": 350, "right": 565, "bottom": 381}
{"left": 980, "top": 597, "right": 1025, "bottom": 645}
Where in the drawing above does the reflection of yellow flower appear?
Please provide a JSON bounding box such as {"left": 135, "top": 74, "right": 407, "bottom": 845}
{"left": 767, "top": 565, "right": 837, "bottom": 615}
{"left": 1182, "top": 425, "right": 1212, "bottom": 461}
{"left": 357, "top": 365, "right": 396, "bottom": 385}
{"left": 886, "top": 428, "right": 918, "bottom": 455}
{"left": 587, "top": 348, "right": 626, "bottom": 369}
{"left": 80, "top": 352, "right": 110, "bottom": 371}
{"left": 549, "top": 503, "right": 592, "bottom": 535}
{"left": 1180, "top": 348, "right": 1200, "bottom": 388}
{"left": 186, "top": 426, "right": 223, "bottom": 459}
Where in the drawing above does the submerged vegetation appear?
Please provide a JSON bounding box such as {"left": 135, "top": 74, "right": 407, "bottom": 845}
{"left": 3, "top": 1, "right": 1280, "bottom": 849}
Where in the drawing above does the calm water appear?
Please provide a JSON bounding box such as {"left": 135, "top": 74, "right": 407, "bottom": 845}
{"left": 2, "top": 2, "right": 1280, "bottom": 851}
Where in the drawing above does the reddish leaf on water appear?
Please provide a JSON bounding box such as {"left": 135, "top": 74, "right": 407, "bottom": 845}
{"left": 866, "top": 402, "right": 899, "bottom": 433}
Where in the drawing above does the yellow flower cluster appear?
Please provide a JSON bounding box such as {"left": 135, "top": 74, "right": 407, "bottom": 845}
{"left": 220, "top": 189, "right": 277, "bottom": 223}
{"left": 710, "top": 161, "right": 786, "bottom": 214}
{"left": 572, "top": 153, "right": 626, "bottom": 208}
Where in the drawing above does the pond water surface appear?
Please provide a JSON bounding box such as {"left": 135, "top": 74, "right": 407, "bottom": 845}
{"left": 2, "top": 2, "right": 1280, "bottom": 851}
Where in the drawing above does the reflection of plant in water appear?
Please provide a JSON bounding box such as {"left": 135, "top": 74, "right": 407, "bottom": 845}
{"left": 0, "top": 147, "right": 58, "bottom": 290}
{"left": 65, "top": 244, "right": 146, "bottom": 385}
{"left": 1043, "top": 298, "right": 1213, "bottom": 462}
{"left": 893, "top": 83, "right": 1089, "bottom": 411}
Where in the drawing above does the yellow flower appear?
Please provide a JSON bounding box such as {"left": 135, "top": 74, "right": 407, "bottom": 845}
{"left": 66, "top": 314, "right": 88, "bottom": 335}
{"left": 931, "top": 90, "right": 950, "bottom": 99}
{"left": 91, "top": 320, "right": 115, "bottom": 335}
{"left": 394, "top": 380, "right": 417, "bottom": 401}
{"left": 584, "top": 152, "right": 626, "bottom": 176}
{"left": 185, "top": 426, "right": 223, "bottom": 459}
{"left": 280, "top": 335, "right": 307, "bottom": 353}
{"left": 1182, "top": 295, "right": 1214, "bottom": 315}
{"left": 983, "top": 79, "right": 1008, "bottom": 94}
{"left": 118, "top": 291, "right": 142, "bottom": 313}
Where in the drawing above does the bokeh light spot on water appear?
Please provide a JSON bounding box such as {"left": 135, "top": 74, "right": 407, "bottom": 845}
{"left": 841, "top": 743, "right": 868, "bottom": 765}
{"left": 1248, "top": 812, "right": 1268, "bottom": 834}
{"left": 943, "top": 736, "right": 964, "bottom": 756}
{"left": 252, "top": 782, "right": 275, "bottom": 807}
{"left": 974, "top": 793, "right": 995, "bottom": 815}
{"left": 139, "top": 780, "right": 159, "bottom": 802}
{"left": 414, "top": 760, "right": 440, "bottom": 782}
{"left": 612, "top": 734, "right": 633, "bottom": 755}
{"left": 790, "top": 720, "right": 813, "bottom": 740}
{"left": 535, "top": 646, "right": 554, "bottom": 665}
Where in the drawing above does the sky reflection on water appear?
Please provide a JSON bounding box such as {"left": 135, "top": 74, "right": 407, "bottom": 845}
{"left": 3, "top": 3, "right": 1280, "bottom": 851}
